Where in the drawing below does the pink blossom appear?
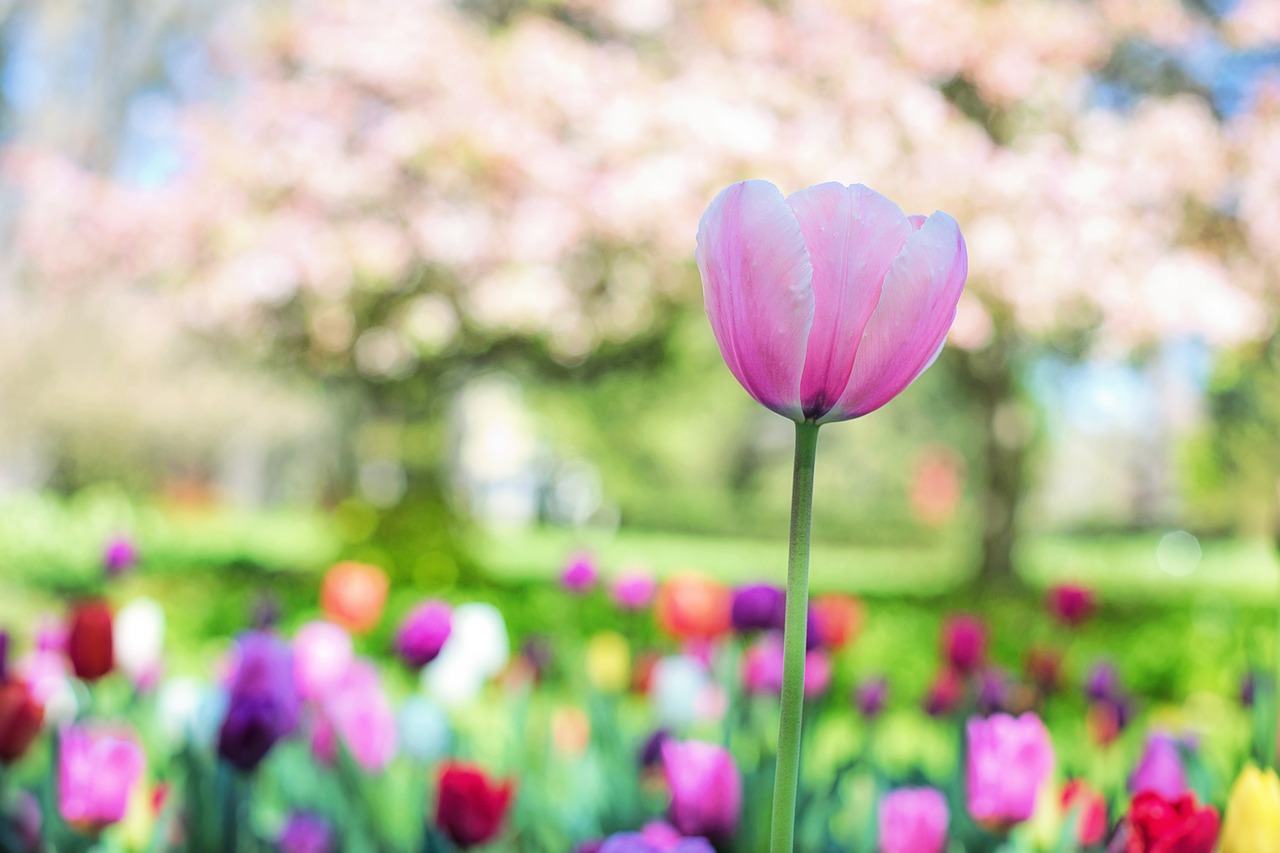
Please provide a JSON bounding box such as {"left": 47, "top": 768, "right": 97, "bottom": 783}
{"left": 879, "top": 787, "right": 949, "bottom": 853}
{"left": 58, "top": 727, "right": 146, "bottom": 829}
{"left": 966, "top": 713, "right": 1055, "bottom": 826}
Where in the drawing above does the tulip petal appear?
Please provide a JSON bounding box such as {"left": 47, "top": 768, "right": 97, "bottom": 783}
{"left": 697, "top": 181, "right": 814, "bottom": 420}
{"left": 787, "top": 183, "right": 912, "bottom": 421}
{"left": 822, "top": 211, "right": 966, "bottom": 422}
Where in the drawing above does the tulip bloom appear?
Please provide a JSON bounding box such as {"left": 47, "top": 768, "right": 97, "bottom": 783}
{"left": 102, "top": 535, "right": 138, "bottom": 577}
{"left": 58, "top": 727, "right": 146, "bottom": 831}
{"left": 0, "top": 679, "right": 43, "bottom": 764}
{"left": 662, "top": 740, "right": 742, "bottom": 841}
{"left": 435, "top": 762, "right": 514, "bottom": 848}
{"left": 278, "top": 812, "right": 334, "bottom": 853}
{"left": 320, "top": 561, "right": 388, "bottom": 634}
{"left": 1047, "top": 583, "right": 1095, "bottom": 627}
{"left": 113, "top": 598, "right": 165, "bottom": 689}
{"left": 585, "top": 632, "right": 632, "bottom": 693}
{"left": 1129, "top": 733, "right": 1188, "bottom": 799}
{"left": 810, "top": 594, "right": 862, "bottom": 650}
{"left": 697, "top": 180, "right": 966, "bottom": 424}
{"left": 394, "top": 601, "right": 452, "bottom": 669}
{"left": 941, "top": 615, "right": 987, "bottom": 674}
{"left": 561, "top": 552, "right": 599, "bottom": 594}
{"left": 855, "top": 677, "right": 889, "bottom": 719}
{"left": 1061, "top": 780, "right": 1107, "bottom": 846}
{"left": 923, "top": 669, "right": 963, "bottom": 718}
{"left": 655, "top": 575, "right": 732, "bottom": 642}
{"left": 320, "top": 659, "right": 398, "bottom": 772}
{"left": 611, "top": 570, "right": 657, "bottom": 611}
{"left": 1122, "top": 791, "right": 1218, "bottom": 853}
{"left": 1221, "top": 765, "right": 1280, "bottom": 852}
{"left": 878, "top": 787, "right": 948, "bottom": 853}
{"left": 292, "top": 621, "right": 354, "bottom": 700}
{"left": 730, "top": 584, "right": 786, "bottom": 633}
{"left": 217, "top": 632, "right": 300, "bottom": 771}
{"left": 67, "top": 601, "right": 114, "bottom": 682}
{"left": 966, "top": 713, "right": 1055, "bottom": 827}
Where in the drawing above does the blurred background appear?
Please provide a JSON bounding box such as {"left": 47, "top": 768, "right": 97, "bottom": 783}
{"left": 1, "top": 0, "right": 1279, "bottom": 615}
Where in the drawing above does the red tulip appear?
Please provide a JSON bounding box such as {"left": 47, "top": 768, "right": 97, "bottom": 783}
{"left": 435, "top": 762, "right": 514, "bottom": 849}
{"left": 1048, "top": 584, "right": 1095, "bottom": 627}
{"left": 1122, "top": 791, "right": 1218, "bottom": 853}
{"left": 1061, "top": 780, "right": 1107, "bottom": 846}
{"left": 941, "top": 615, "right": 986, "bottom": 673}
{"left": 67, "top": 601, "right": 114, "bottom": 681}
{"left": 0, "top": 679, "right": 43, "bottom": 764}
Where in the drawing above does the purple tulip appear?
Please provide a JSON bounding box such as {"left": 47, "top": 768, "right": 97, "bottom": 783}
{"left": 561, "top": 552, "right": 599, "bottom": 594}
{"left": 976, "top": 668, "right": 1010, "bottom": 716}
{"left": 730, "top": 584, "right": 785, "bottom": 633}
{"left": 966, "top": 713, "right": 1054, "bottom": 826}
{"left": 58, "top": 727, "right": 145, "bottom": 829}
{"left": 696, "top": 180, "right": 966, "bottom": 423}
{"left": 278, "top": 812, "right": 333, "bottom": 853}
{"left": 878, "top": 787, "right": 949, "bottom": 853}
{"left": 395, "top": 601, "right": 452, "bottom": 669}
{"left": 662, "top": 740, "right": 742, "bottom": 841}
{"left": 1085, "top": 661, "right": 1121, "bottom": 703}
{"left": 611, "top": 571, "right": 657, "bottom": 611}
{"left": 638, "top": 729, "right": 671, "bottom": 770}
{"left": 855, "top": 677, "right": 888, "bottom": 719}
{"left": 217, "top": 632, "right": 300, "bottom": 771}
{"left": 103, "top": 535, "right": 138, "bottom": 577}
{"left": 1128, "top": 732, "right": 1187, "bottom": 799}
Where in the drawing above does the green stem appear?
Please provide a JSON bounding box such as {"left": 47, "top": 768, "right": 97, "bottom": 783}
{"left": 770, "top": 421, "right": 820, "bottom": 853}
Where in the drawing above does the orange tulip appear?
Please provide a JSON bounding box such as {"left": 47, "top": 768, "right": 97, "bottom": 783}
{"left": 810, "top": 594, "right": 863, "bottom": 650}
{"left": 655, "top": 574, "right": 731, "bottom": 642}
{"left": 320, "top": 562, "right": 388, "bottom": 634}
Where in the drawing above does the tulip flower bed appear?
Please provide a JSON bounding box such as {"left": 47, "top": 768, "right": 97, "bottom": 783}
{"left": 0, "top": 546, "right": 1278, "bottom": 853}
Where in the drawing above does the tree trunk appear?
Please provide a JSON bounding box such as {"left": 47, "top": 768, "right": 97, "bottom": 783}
{"left": 953, "top": 328, "right": 1031, "bottom": 588}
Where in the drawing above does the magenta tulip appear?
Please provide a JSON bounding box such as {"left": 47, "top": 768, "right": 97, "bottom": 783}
{"left": 58, "top": 727, "right": 146, "bottom": 830}
{"left": 966, "top": 713, "right": 1054, "bottom": 827}
{"left": 697, "top": 180, "right": 966, "bottom": 423}
{"left": 662, "top": 739, "right": 742, "bottom": 841}
{"left": 879, "top": 787, "right": 949, "bottom": 853}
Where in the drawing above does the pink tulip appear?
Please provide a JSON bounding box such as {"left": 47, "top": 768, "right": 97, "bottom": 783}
{"left": 58, "top": 726, "right": 146, "bottom": 830}
{"left": 293, "top": 621, "right": 354, "bottom": 701}
{"left": 320, "top": 660, "right": 398, "bottom": 772}
{"left": 662, "top": 739, "right": 742, "bottom": 841}
{"left": 966, "top": 713, "right": 1054, "bottom": 826}
{"left": 611, "top": 570, "right": 658, "bottom": 611}
{"left": 697, "top": 181, "right": 966, "bottom": 423}
{"left": 879, "top": 787, "right": 949, "bottom": 853}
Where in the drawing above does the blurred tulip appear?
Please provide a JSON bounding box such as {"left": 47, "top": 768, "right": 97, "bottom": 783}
{"left": 1129, "top": 733, "right": 1187, "bottom": 799}
{"left": 803, "top": 650, "right": 832, "bottom": 700}
{"left": 322, "top": 659, "right": 397, "bottom": 772}
{"left": 399, "top": 694, "right": 450, "bottom": 763}
{"left": 878, "top": 787, "right": 948, "bottom": 853}
{"left": 58, "top": 726, "right": 145, "bottom": 831}
{"left": 966, "top": 713, "right": 1054, "bottom": 827}
{"left": 730, "top": 584, "right": 785, "bottom": 633}
{"left": 561, "top": 552, "right": 599, "bottom": 594}
{"left": 650, "top": 657, "right": 709, "bottom": 729}
{"left": 976, "top": 668, "right": 1010, "bottom": 715}
{"left": 67, "top": 600, "right": 114, "bottom": 682}
{"left": 1047, "top": 584, "right": 1094, "bottom": 627}
{"left": 423, "top": 603, "right": 509, "bottom": 707}
{"left": 599, "top": 826, "right": 715, "bottom": 853}
{"left": 1025, "top": 646, "right": 1062, "bottom": 695}
{"left": 742, "top": 634, "right": 785, "bottom": 695}
{"left": 551, "top": 705, "right": 591, "bottom": 756}
{"left": 435, "top": 762, "right": 514, "bottom": 849}
{"left": 278, "top": 812, "right": 333, "bottom": 853}
{"left": 586, "top": 632, "right": 632, "bottom": 693}
{"left": 1084, "top": 661, "right": 1121, "bottom": 703}
{"left": 218, "top": 632, "right": 300, "bottom": 772}
{"left": 611, "top": 570, "right": 657, "bottom": 611}
{"left": 656, "top": 575, "right": 731, "bottom": 642}
{"left": 15, "top": 651, "right": 76, "bottom": 726}
{"left": 1221, "top": 764, "right": 1280, "bottom": 852}
{"left": 0, "top": 679, "right": 43, "bottom": 764}
{"left": 320, "top": 561, "right": 388, "bottom": 634}
{"left": 924, "top": 669, "right": 963, "bottom": 717}
{"left": 810, "top": 594, "right": 863, "bottom": 650}
{"left": 662, "top": 739, "right": 742, "bottom": 841}
{"left": 697, "top": 180, "right": 966, "bottom": 423}
{"left": 1086, "top": 696, "right": 1132, "bottom": 747}
{"left": 293, "top": 621, "right": 354, "bottom": 701}
{"left": 1061, "top": 780, "right": 1107, "bottom": 846}
{"left": 1122, "top": 791, "right": 1218, "bottom": 853}
{"left": 103, "top": 535, "right": 138, "bottom": 577}
{"left": 941, "top": 615, "right": 986, "bottom": 673}
{"left": 395, "top": 601, "right": 452, "bottom": 669}
{"left": 855, "top": 677, "right": 889, "bottom": 719}
{"left": 639, "top": 730, "right": 671, "bottom": 770}
{"left": 113, "top": 598, "right": 165, "bottom": 690}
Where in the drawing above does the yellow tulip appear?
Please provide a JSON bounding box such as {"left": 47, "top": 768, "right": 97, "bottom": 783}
{"left": 1222, "top": 764, "right": 1280, "bottom": 853}
{"left": 585, "top": 632, "right": 632, "bottom": 693}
